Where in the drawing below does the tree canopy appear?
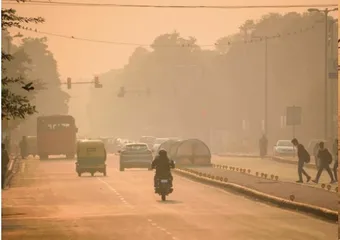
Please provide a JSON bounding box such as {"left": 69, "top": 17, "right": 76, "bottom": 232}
{"left": 87, "top": 12, "right": 337, "bottom": 149}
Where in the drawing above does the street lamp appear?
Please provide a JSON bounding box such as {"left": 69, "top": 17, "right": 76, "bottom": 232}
{"left": 308, "top": 7, "right": 338, "bottom": 140}
{"left": 252, "top": 35, "right": 268, "bottom": 136}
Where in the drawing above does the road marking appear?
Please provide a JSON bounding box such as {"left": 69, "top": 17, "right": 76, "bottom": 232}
{"left": 146, "top": 218, "right": 180, "bottom": 239}
{"left": 96, "top": 178, "right": 134, "bottom": 209}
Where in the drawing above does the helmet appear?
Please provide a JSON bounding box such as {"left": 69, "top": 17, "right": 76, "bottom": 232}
{"left": 158, "top": 149, "right": 167, "bottom": 156}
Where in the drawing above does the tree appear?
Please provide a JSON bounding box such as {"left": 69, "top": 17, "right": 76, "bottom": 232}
{"left": 1, "top": 2, "right": 44, "bottom": 120}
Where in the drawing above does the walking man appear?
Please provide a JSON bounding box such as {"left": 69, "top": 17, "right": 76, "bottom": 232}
{"left": 312, "top": 142, "right": 336, "bottom": 184}
{"left": 2, "top": 143, "right": 10, "bottom": 189}
{"left": 291, "top": 138, "right": 311, "bottom": 183}
{"left": 333, "top": 138, "right": 338, "bottom": 182}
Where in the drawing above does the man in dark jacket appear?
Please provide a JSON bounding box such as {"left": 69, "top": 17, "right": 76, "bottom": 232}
{"left": 151, "top": 149, "right": 175, "bottom": 192}
{"left": 333, "top": 138, "right": 338, "bottom": 182}
{"left": 2, "top": 143, "right": 10, "bottom": 189}
{"left": 312, "top": 142, "right": 336, "bottom": 184}
{"left": 291, "top": 138, "right": 311, "bottom": 183}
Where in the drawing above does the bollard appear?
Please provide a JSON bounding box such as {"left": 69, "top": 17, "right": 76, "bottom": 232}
{"left": 321, "top": 183, "right": 326, "bottom": 189}
{"left": 211, "top": 175, "right": 215, "bottom": 180}
{"left": 275, "top": 176, "right": 279, "bottom": 181}
{"left": 224, "top": 177, "right": 228, "bottom": 182}
{"left": 264, "top": 174, "right": 268, "bottom": 179}
{"left": 289, "top": 194, "right": 295, "bottom": 201}
{"left": 270, "top": 174, "right": 274, "bottom": 180}
{"left": 327, "top": 185, "right": 331, "bottom": 191}
{"left": 261, "top": 173, "right": 264, "bottom": 177}
{"left": 247, "top": 169, "right": 251, "bottom": 174}
{"left": 236, "top": 168, "right": 239, "bottom": 172}
{"left": 224, "top": 165, "right": 228, "bottom": 170}
{"left": 256, "top": 172, "right": 259, "bottom": 177}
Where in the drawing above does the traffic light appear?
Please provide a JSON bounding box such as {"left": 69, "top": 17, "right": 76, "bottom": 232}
{"left": 67, "top": 77, "right": 71, "bottom": 89}
{"left": 94, "top": 76, "right": 103, "bottom": 88}
{"left": 118, "top": 86, "right": 126, "bottom": 97}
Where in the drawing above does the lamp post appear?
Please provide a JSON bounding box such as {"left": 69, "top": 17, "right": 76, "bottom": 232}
{"left": 251, "top": 35, "right": 268, "bottom": 136}
{"left": 308, "top": 7, "right": 338, "bottom": 140}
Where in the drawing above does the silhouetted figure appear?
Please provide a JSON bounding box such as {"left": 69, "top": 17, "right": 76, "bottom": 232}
{"left": 312, "top": 142, "right": 335, "bottom": 184}
{"left": 151, "top": 149, "right": 175, "bottom": 192}
{"left": 333, "top": 138, "right": 338, "bottom": 182}
{"left": 19, "top": 136, "right": 27, "bottom": 159}
{"left": 259, "top": 135, "right": 268, "bottom": 158}
{"left": 291, "top": 138, "right": 311, "bottom": 183}
{"left": 2, "top": 143, "right": 10, "bottom": 189}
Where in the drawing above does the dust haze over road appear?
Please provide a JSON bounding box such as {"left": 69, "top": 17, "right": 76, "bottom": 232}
{"left": 2, "top": 1, "right": 339, "bottom": 239}
{"left": 2, "top": 155, "right": 337, "bottom": 240}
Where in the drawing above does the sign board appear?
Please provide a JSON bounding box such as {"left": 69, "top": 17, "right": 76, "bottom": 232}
{"left": 286, "top": 106, "right": 302, "bottom": 126}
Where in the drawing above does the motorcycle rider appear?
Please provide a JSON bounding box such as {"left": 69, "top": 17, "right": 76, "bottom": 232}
{"left": 151, "top": 149, "right": 175, "bottom": 193}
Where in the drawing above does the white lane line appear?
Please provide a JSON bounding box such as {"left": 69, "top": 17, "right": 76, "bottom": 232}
{"left": 146, "top": 218, "right": 180, "bottom": 239}
{"left": 97, "top": 178, "right": 134, "bottom": 209}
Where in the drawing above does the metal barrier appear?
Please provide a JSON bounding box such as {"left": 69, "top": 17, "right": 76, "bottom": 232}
{"left": 4, "top": 155, "right": 21, "bottom": 189}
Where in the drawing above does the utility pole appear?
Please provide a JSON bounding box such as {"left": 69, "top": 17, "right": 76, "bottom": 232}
{"left": 308, "top": 7, "right": 338, "bottom": 140}
{"left": 264, "top": 37, "right": 268, "bottom": 136}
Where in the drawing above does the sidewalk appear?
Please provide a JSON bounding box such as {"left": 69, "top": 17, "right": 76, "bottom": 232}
{"left": 215, "top": 153, "right": 317, "bottom": 169}
{"left": 183, "top": 166, "right": 337, "bottom": 212}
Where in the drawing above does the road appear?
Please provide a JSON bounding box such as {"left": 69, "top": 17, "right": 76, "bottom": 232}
{"left": 212, "top": 156, "right": 337, "bottom": 186}
{"left": 2, "top": 155, "right": 337, "bottom": 240}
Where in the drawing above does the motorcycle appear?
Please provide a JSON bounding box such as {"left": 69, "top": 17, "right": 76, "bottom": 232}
{"left": 155, "top": 177, "right": 173, "bottom": 201}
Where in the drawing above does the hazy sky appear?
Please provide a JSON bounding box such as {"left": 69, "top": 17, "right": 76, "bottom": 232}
{"left": 4, "top": 0, "right": 338, "bottom": 134}
{"left": 6, "top": 0, "right": 338, "bottom": 81}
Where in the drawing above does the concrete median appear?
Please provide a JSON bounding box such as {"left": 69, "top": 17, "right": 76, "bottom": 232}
{"left": 173, "top": 168, "right": 337, "bottom": 222}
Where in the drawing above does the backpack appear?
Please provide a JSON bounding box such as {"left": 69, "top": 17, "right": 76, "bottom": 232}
{"left": 325, "top": 150, "right": 333, "bottom": 164}
{"left": 303, "top": 147, "right": 310, "bottom": 163}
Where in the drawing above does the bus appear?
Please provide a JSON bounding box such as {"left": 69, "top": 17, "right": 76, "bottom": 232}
{"left": 37, "top": 115, "right": 78, "bottom": 159}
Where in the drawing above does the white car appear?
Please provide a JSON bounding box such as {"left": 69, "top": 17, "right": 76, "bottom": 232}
{"left": 273, "top": 140, "right": 296, "bottom": 156}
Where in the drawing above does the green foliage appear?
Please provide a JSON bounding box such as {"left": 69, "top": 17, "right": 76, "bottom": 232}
{"left": 1, "top": 3, "right": 44, "bottom": 120}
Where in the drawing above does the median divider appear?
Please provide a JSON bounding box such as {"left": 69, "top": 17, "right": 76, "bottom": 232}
{"left": 173, "top": 167, "right": 337, "bottom": 222}
{"left": 211, "top": 163, "right": 334, "bottom": 192}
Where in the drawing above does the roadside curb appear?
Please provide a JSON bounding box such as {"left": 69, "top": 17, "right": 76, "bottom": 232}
{"left": 173, "top": 168, "right": 337, "bottom": 222}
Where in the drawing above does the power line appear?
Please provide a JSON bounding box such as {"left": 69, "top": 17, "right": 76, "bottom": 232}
{"left": 17, "top": 24, "right": 319, "bottom": 47}
{"left": 2, "top": 1, "right": 338, "bottom": 9}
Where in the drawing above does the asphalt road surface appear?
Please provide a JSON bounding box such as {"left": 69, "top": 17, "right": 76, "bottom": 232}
{"left": 2, "top": 155, "right": 337, "bottom": 240}
{"left": 212, "top": 156, "right": 337, "bottom": 186}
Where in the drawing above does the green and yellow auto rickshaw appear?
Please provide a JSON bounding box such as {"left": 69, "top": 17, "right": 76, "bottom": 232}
{"left": 76, "top": 139, "right": 107, "bottom": 177}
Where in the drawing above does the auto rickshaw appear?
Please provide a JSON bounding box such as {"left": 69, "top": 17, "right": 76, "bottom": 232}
{"left": 76, "top": 139, "right": 107, "bottom": 177}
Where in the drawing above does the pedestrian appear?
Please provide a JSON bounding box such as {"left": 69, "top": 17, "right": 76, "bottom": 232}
{"left": 312, "top": 142, "right": 336, "bottom": 184}
{"left": 332, "top": 138, "right": 338, "bottom": 182}
{"left": 19, "top": 136, "right": 27, "bottom": 159}
{"left": 2, "top": 143, "right": 10, "bottom": 189}
{"left": 291, "top": 138, "right": 311, "bottom": 183}
{"left": 259, "top": 134, "right": 268, "bottom": 158}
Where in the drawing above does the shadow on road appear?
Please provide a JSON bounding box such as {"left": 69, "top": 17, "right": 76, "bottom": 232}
{"left": 156, "top": 200, "right": 182, "bottom": 204}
